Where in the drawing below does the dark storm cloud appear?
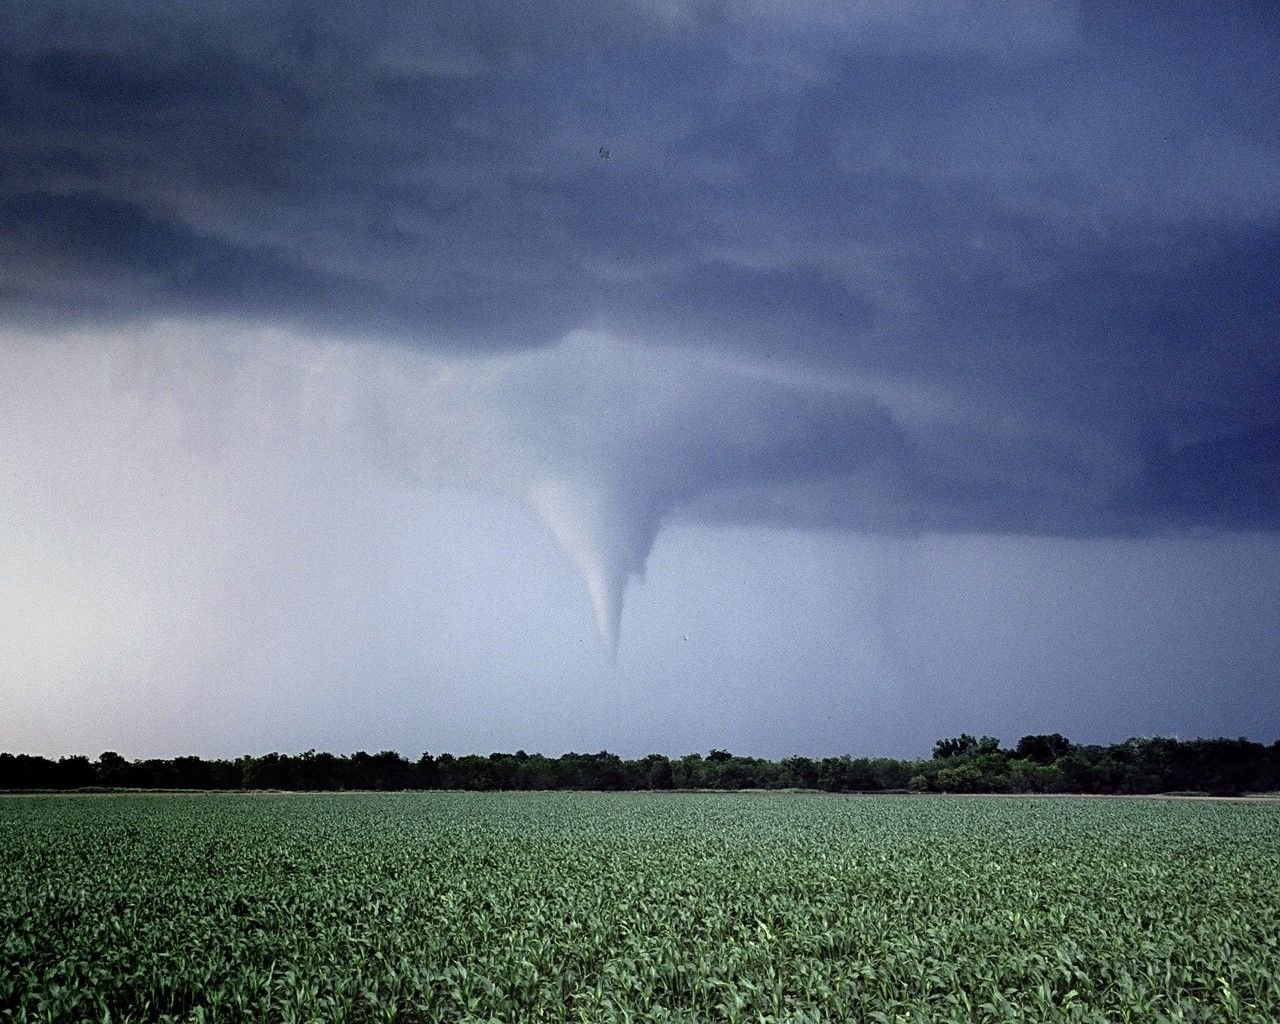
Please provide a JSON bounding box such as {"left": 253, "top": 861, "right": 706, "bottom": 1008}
{"left": 2, "top": 0, "right": 1277, "bottom": 540}
{"left": 0, "top": 190, "right": 587, "bottom": 345}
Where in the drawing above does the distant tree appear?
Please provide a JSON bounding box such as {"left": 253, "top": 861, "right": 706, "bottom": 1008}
{"left": 213, "top": 758, "right": 244, "bottom": 789}
{"left": 750, "top": 757, "right": 783, "bottom": 789}
{"left": 816, "top": 756, "right": 853, "bottom": 792}
{"left": 414, "top": 752, "right": 439, "bottom": 789}
{"left": 780, "top": 756, "right": 818, "bottom": 789}
{"left": 588, "top": 751, "right": 627, "bottom": 790}
{"left": 167, "top": 756, "right": 215, "bottom": 789}
{"left": 96, "top": 751, "right": 130, "bottom": 787}
{"left": 638, "top": 754, "right": 675, "bottom": 790}
{"left": 841, "top": 758, "right": 883, "bottom": 791}
{"left": 672, "top": 753, "right": 704, "bottom": 789}
{"left": 295, "top": 750, "right": 341, "bottom": 790}
{"left": 0, "top": 753, "right": 60, "bottom": 789}
{"left": 1262, "top": 741, "right": 1280, "bottom": 792}
{"left": 934, "top": 761, "right": 983, "bottom": 793}
{"left": 525, "top": 754, "right": 558, "bottom": 790}
{"left": 870, "top": 758, "right": 913, "bottom": 791}
{"left": 242, "top": 752, "right": 295, "bottom": 790}
{"left": 374, "top": 750, "right": 415, "bottom": 790}
{"left": 134, "top": 759, "right": 178, "bottom": 788}
{"left": 933, "top": 735, "right": 972, "bottom": 759}
{"left": 935, "top": 753, "right": 1011, "bottom": 793}
{"left": 57, "top": 755, "right": 95, "bottom": 788}
{"left": 717, "top": 757, "right": 756, "bottom": 790}
{"left": 453, "top": 754, "right": 496, "bottom": 790}
{"left": 932, "top": 735, "right": 1000, "bottom": 760}
{"left": 1008, "top": 758, "right": 1064, "bottom": 793}
{"left": 1014, "top": 734, "right": 1073, "bottom": 764}
{"left": 1055, "top": 750, "right": 1100, "bottom": 793}
{"left": 1188, "top": 738, "right": 1265, "bottom": 796}
{"left": 487, "top": 752, "right": 519, "bottom": 790}
{"left": 434, "top": 752, "right": 458, "bottom": 788}
{"left": 1087, "top": 754, "right": 1135, "bottom": 794}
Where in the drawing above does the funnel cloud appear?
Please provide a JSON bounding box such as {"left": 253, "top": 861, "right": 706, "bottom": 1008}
{"left": 528, "top": 480, "right": 649, "bottom": 658}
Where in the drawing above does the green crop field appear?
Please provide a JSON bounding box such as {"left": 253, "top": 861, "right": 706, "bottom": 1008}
{"left": 2, "top": 793, "right": 1278, "bottom": 1023}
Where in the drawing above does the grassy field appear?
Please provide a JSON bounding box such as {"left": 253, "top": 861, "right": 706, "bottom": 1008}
{"left": 2, "top": 792, "right": 1278, "bottom": 1023}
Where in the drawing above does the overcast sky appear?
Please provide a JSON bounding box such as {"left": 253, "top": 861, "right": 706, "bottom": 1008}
{"left": 2, "top": 1, "right": 1278, "bottom": 760}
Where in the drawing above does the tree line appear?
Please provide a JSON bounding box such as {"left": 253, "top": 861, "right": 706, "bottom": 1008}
{"left": 2, "top": 734, "right": 1278, "bottom": 795}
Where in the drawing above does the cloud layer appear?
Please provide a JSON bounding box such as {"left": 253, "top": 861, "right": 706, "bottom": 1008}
{"left": 3, "top": 1, "right": 1278, "bottom": 649}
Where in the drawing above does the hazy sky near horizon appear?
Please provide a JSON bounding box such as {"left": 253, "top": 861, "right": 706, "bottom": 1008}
{"left": 2, "top": 1, "right": 1278, "bottom": 759}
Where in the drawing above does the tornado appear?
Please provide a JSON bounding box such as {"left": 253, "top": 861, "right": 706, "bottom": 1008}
{"left": 527, "top": 477, "right": 661, "bottom": 659}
